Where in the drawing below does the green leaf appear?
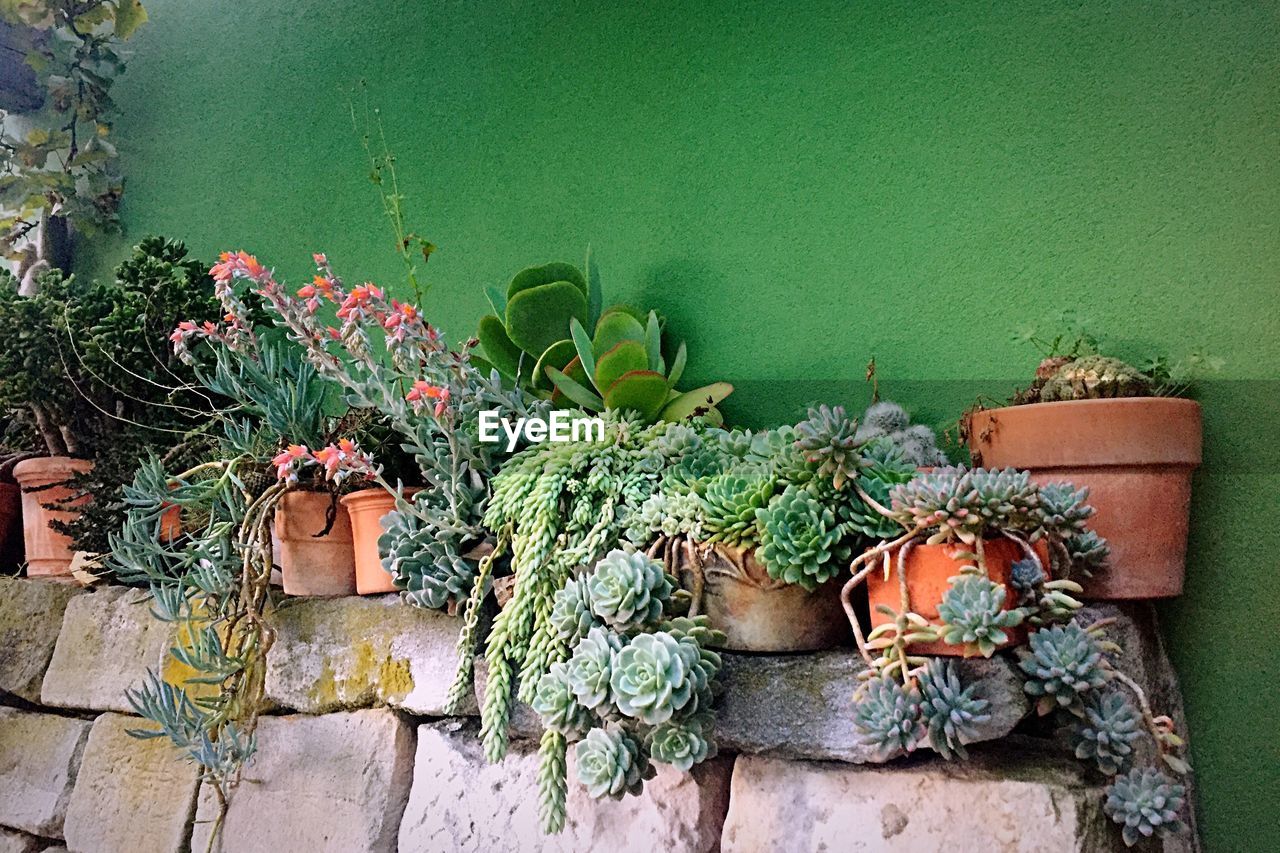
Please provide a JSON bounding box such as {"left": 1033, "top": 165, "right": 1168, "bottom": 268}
{"left": 547, "top": 366, "right": 605, "bottom": 411}
{"left": 594, "top": 339, "right": 648, "bottom": 393}
{"left": 602, "top": 370, "right": 670, "bottom": 420}
{"left": 584, "top": 245, "right": 602, "bottom": 327}
{"left": 114, "top": 0, "right": 149, "bottom": 39}
{"left": 504, "top": 280, "right": 587, "bottom": 358}
{"left": 591, "top": 308, "right": 645, "bottom": 359}
{"left": 507, "top": 261, "right": 587, "bottom": 301}
{"left": 568, "top": 316, "right": 597, "bottom": 384}
{"left": 644, "top": 311, "right": 663, "bottom": 373}
{"left": 485, "top": 285, "right": 506, "bottom": 317}
{"left": 658, "top": 382, "right": 734, "bottom": 422}
{"left": 666, "top": 341, "right": 687, "bottom": 388}
{"left": 477, "top": 314, "right": 524, "bottom": 381}
{"left": 532, "top": 339, "right": 576, "bottom": 393}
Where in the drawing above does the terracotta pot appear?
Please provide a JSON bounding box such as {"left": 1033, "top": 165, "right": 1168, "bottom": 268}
{"left": 967, "top": 398, "right": 1201, "bottom": 599}
{"left": 341, "top": 488, "right": 403, "bottom": 595}
{"left": 274, "top": 490, "right": 356, "bottom": 596}
{"left": 866, "top": 538, "right": 1026, "bottom": 656}
{"left": 13, "top": 457, "right": 94, "bottom": 578}
{"left": 0, "top": 482, "right": 23, "bottom": 568}
{"left": 679, "top": 542, "right": 849, "bottom": 652}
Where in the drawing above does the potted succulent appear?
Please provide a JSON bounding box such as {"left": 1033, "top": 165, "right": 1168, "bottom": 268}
{"left": 964, "top": 326, "right": 1213, "bottom": 599}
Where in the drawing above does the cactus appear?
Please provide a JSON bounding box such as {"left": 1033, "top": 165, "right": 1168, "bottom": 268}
{"left": 794, "top": 404, "right": 861, "bottom": 489}
{"left": 755, "top": 484, "right": 848, "bottom": 591}
{"left": 854, "top": 400, "right": 948, "bottom": 467}
{"left": 852, "top": 675, "right": 925, "bottom": 760}
{"left": 936, "top": 574, "right": 1026, "bottom": 657}
{"left": 1018, "top": 622, "right": 1107, "bottom": 716}
{"left": 1071, "top": 690, "right": 1142, "bottom": 775}
{"left": 1040, "top": 355, "right": 1151, "bottom": 401}
{"left": 1103, "top": 767, "right": 1187, "bottom": 847}
{"left": 917, "top": 659, "right": 991, "bottom": 760}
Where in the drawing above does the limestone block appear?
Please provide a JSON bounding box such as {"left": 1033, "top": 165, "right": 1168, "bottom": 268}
{"left": 0, "top": 576, "right": 81, "bottom": 702}
{"left": 264, "top": 594, "right": 476, "bottom": 715}
{"left": 62, "top": 712, "right": 200, "bottom": 853}
{"left": 190, "top": 709, "right": 415, "bottom": 853}
{"left": 0, "top": 828, "right": 42, "bottom": 853}
{"left": 40, "top": 586, "right": 170, "bottom": 713}
{"left": 0, "top": 708, "right": 91, "bottom": 838}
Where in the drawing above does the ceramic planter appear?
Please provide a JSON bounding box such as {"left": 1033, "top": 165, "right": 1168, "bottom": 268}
{"left": 341, "top": 488, "right": 402, "bottom": 595}
{"left": 678, "top": 541, "right": 849, "bottom": 652}
{"left": 967, "top": 398, "right": 1201, "bottom": 599}
{"left": 866, "top": 537, "right": 1026, "bottom": 656}
{"left": 12, "top": 456, "right": 93, "bottom": 578}
{"left": 274, "top": 490, "right": 356, "bottom": 596}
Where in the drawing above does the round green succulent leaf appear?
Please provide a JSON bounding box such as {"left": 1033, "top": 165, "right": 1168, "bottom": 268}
{"left": 507, "top": 261, "right": 588, "bottom": 300}
{"left": 602, "top": 370, "right": 671, "bottom": 422}
{"left": 504, "top": 279, "right": 588, "bottom": 357}
{"left": 532, "top": 339, "right": 577, "bottom": 392}
{"left": 592, "top": 309, "right": 647, "bottom": 359}
{"left": 476, "top": 313, "right": 526, "bottom": 381}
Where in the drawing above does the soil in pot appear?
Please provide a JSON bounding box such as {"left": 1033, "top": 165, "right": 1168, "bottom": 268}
{"left": 13, "top": 456, "right": 93, "bottom": 578}
{"left": 967, "top": 398, "right": 1201, "bottom": 599}
{"left": 866, "top": 537, "right": 1026, "bottom": 657}
{"left": 676, "top": 541, "right": 849, "bottom": 652}
{"left": 274, "top": 490, "right": 356, "bottom": 596}
{"left": 341, "top": 488, "right": 405, "bottom": 595}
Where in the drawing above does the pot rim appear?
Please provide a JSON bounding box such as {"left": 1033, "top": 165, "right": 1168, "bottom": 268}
{"left": 13, "top": 455, "right": 94, "bottom": 487}
{"left": 339, "top": 486, "right": 421, "bottom": 509}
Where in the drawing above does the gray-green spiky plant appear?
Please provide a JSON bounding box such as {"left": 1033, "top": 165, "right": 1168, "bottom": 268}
{"left": 1018, "top": 622, "right": 1108, "bottom": 716}
{"left": 853, "top": 400, "right": 948, "bottom": 467}
{"left": 935, "top": 573, "right": 1027, "bottom": 657}
{"left": 794, "top": 404, "right": 861, "bottom": 489}
{"left": 967, "top": 466, "right": 1040, "bottom": 531}
{"left": 379, "top": 502, "right": 481, "bottom": 610}
{"left": 1071, "top": 690, "right": 1142, "bottom": 775}
{"left": 1103, "top": 767, "right": 1187, "bottom": 847}
{"left": 1036, "top": 482, "right": 1094, "bottom": 538}
{"left": 917, "top": 658, "right": 991, "bottom": 760}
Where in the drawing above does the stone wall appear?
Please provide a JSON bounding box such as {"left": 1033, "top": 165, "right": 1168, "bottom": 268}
{"left": 0, "top": 576, "right": 1201, "bottom": 852}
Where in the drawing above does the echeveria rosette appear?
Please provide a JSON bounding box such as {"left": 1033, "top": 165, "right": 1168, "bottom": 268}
{"left": 888, "top": 466, "right": 983, "bottom": 543}
{"left": 1071, "top": 690, "right": 1142, "bottom": 775}
{"left": 1018, "top": 622, "right": 1108, "bottom": 716}
{"left": 793, "top": 404, "right": 861, "bottom": 490}
{"left": 609, "top": 631, "right": 697, "bottom": 725}
{"left": 587, "top": 549, "right": 674, "bottom": 632}
{"left": 550, "top": 577, "right": 599, "bottom": 646}
{"left": 664, "top": 615, "right": 725, "bottom": 714}
{"left": 935, "top": 574, "right": 1026, "bottom": 658}
{"left": 530, "top": 662, "right": 593, "bottom": 737}
{"left": 646, "top": 716, "right": 714, "bottom": 772}
{"left": 698, "top": 468, "right": 775, "bottom": 546}
{"left": 755, "top": 485, "right": 848, "bottom": 591}
{"left": 1010, "top": 557, "right": 1047, "bottom": 605}
{"left": 1036, "top": 481, "right": 1094, "bottom": 539}
{"left": 1064, "top": 530, "right": 1110, "bottom": 578}
{"left": 967, "top": 467, "right": 1040, "bottom": 533}
{"left": 566, "top": 626, "right": 623, "bottom": 711}
{"left": 661, "top": 444, "right": 734, "bottom": 495}
{"left": 378, "top": 506, "right": 479, "bottom": 611}
{"left": 1103, "top": 767, "right": 1187, "bottom": 847}
{"left": 575, "top": 726, "right": 654, "bottom": 800}
{"left": 917, "top": 659, "right": 991, "bottom": 760}
{"left": 852, "top": 675, "right": 925, "bottom": 761}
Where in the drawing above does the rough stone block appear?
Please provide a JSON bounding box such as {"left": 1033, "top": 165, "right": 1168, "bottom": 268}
{"left": 265, "top": 594, "right": 476, "bottom": 715}
{"left": 40, "top": 586, "right": 171, "bottom": 713}
{"left": 0, "top": 708, "right": 91, "bottom": 838}
{"left": 62, "top": 712, "right": 200, "bottom": 853}
{"left": 0, "top": 576, "right": 82, "bottom": 703}
{"left": 190, "top": 709, "right": 415, "bottom": 853}
{"left": 0, "top": 827, "right": 43, "bottom": 853}
{"left": 721, "top": 745, "right": 1125, "bottom": 852}
{"left": 397, "top": 720, "right": 732, "bottom": 853}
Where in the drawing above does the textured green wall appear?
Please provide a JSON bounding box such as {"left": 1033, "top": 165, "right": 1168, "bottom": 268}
{"left": 85, "top": 1, "right": 1279, "bottom": 848}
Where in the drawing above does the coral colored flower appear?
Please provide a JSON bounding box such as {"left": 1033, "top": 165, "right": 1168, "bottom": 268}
{"left": 406, "top": 380, "right": 450, "bottom": 415}
{"left": 272, "top": 444, "right": 311, "bottom": 482}
{"left": 169, "top": 320, "right": 198, "bottom": 344}
{"left": 210, "top": 250, "right": 269, "bottom": 285}
{"left": 297, "top": 284, "right": 316, "bottom": 298}
{"left": 313, "top": 253, "right": 328, "bottom": 265}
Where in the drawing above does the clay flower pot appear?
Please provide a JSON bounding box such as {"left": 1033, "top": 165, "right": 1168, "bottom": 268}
{"left": 274, "top": 490, "right": 356, "bottom": 596}
{"left": 866, "top": 537, "right": 1026, "bottom": 657}
{"left": 13, "top": 456, "right": 93, "bottom": 578}
{"left": 679, "top": 541, "right": 849, "bottom": 652}
{"left": 968, "top": 398, "right": 1201, "bottom": 599}
{"left": 341, "top": 488, "right": 404, "bottom": 595}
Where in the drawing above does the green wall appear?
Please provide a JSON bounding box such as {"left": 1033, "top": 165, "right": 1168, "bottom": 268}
{"left": 86, "top": 1, "right": 1279, "bottom": 848}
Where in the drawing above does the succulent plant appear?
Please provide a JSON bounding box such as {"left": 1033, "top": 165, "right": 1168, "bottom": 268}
{"left": 1010, "top": 557, "right": 1047, "bottom": 604}
{"left": 566, "top": 626, "right": 623, "bottom": 711}
{"left": 1040, "top": 355, "right": 1152, "bottom": 402}
{"left": 968, "top": 467, "right": 1040, "bottom": 531}
{"left": 574, "top": 725, "right": 654, "bottom": 800}
{"left": 661, "top": 443, "right": 735, "bottom": 495}
{"left": 664, "top": 616, "right": 724, "bottom": 714}
{"left": 852, "top": 675, "right": 925, "bottom": 760}
{"left": 1071, "top": 690, "right": 1142, "bottom": 775}
{"left": 888, "top": 466, "right": 982, "bottom": 542}
{"left": 1064, "top": 530, "right": 1110, "bottom": 577}
{"left": 1018, "top": 622, "right": 1108, "bottom": 716}
{"left": 623, "top": 491, "right": 702, "bottom": 544}
{"left": 935, "top": 574, "right": 1026, "bottom": 657}
{"left": 477, "top": 260, "right": 591, "bottom": 387}
{"left": 1103, "top": 767, "right": 1187, "bottom": 847}
{"left": 550, "top": 576, "right": 600, "bottom": 646}
{"left": 587, "top": 550, "right": 674, "bottom": 632}
{"left": 646, "top": 716, "right": 714, "bottom": 771}
{"left": 1036, "top": 482, "right": 1094, "bottom": 538}
{"left": 531, "top": 662, "right": 593, "bottom": 737}
{"left": 854, "top": 401, "right": 948, "bottom": 467}
{"left": 379, "top": 506, "right": 480, "bottom": 611}
{"left": 609, "top": 631, "right": 699, "bottom": 725}
{"left": 699, "top": 468, "right": 775, "bottom": 545}
{"left": 755, "top": 484, "right": 848, "bottom": 591}
{"left": 794, "top": 404, "right": 861, "bottom": 489}
{"left": 917, "top": 659, "right": 991, "bottom": 760}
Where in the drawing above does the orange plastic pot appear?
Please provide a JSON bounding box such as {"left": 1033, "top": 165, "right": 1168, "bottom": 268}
{"left": 13, "top": 456, "right": 93, "bottom": 578}
{"left": 866, "top": 538, "right": 1025, "bottom": 656}
{"left": 0, "top": 482, "right": 23, "bottom": 569}
{"left": 340, "top": 488, "right": 408, "bottom": 595}
{"left": 968, "top": 398, "right": 1201, "bottom": 599}
{"left": 273, "top": 490, "right": 356, "bottom": 596}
